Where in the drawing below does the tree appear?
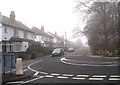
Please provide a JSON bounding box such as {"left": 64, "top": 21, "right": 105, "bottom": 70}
{"left": 74, "top": 0, "right": 118, "bottom": 55}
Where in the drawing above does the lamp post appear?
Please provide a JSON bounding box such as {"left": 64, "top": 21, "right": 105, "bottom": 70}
{"left": 65, "top": 32, "right": 67, "bottom": 51}
{"left": 118, "top": 1, "right": 120, "bottom": 56}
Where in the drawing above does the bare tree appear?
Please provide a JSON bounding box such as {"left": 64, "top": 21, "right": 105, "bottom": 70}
{"left": 74, "top": 0, "right": 118, "bottom": 55}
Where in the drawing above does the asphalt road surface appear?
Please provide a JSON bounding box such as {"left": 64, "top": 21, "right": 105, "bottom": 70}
{"left": 7, "top": 52, "right": 120, "bottom": 84}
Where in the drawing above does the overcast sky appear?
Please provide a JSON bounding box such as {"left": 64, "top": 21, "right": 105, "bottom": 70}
{"left": 0, "top": 0, "right": 87, "bottom": 42}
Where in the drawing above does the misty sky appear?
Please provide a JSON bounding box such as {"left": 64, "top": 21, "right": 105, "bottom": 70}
{"left": 0, "top": 0, "right": 87, "bottom": 43}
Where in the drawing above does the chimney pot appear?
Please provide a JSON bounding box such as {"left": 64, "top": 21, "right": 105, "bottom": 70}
{"left": 10, "top": 11, "right": 15, "bottom": 20}
{"left": 41, "top": 26, "right": 44, "bottom": 32}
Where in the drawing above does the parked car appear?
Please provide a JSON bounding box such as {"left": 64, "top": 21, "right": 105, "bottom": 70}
{"left": 52, "top": 48, "right": 64, "bottom": 56}
{"left": 68, "top": 47, "right": 74, "bottom": 52}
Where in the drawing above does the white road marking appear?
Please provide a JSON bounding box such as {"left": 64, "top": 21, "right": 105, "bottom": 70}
{"left": 89, "top": 78, "right": 104, "bottom": 80}
{"left": 5, "top": 69, "right": 28, "bottom": 74}
{"left": 51, "top": 73, "right": 60, "bottom": 76}
{"left": 92, "top": 75, "right": 106, "bottom": 78}
{"left": 110, "top": 75, "right": 120, "bottom": 77}
{"left": 44, "top": 75, "right": 54, "bottom": 78}
{"left": 77, "top": 75, "right": 89, "bottom": 77}
{"left": 24, "top": 76, "right": 44, "bottom": 83}
{"left": 61, "top": 57, "right": 117, "bottom": 67}
{"left": 7, "top": 81, "right": 24, "bottom": 84}
{"left": 39, "top": 71, "right": 48, "bottom": 74}
{"left": 109, "top": 78, "right": 120, "bottom": 80}
{"left": 27, "top": 60, "right": 48, "bottom": 75}
{"left": 57, "top": 76, "right": 68, "bottom": 79}
{"left": 23, "top": 69, "right": 28, "bottom": 72}
{"left": 28, "top": 60, "right": 42, "bottom": 73}
{"left": 72, "top": 77, "right": 85, "bottom": 80}
{"left": 62, "top": 74, "right": 73, "bottom": 77}
{"left": 34, "top": 72, "right": 39, "bottom": 76}
{"left": 5, "top": 69, "right": 16, "bottom": 73}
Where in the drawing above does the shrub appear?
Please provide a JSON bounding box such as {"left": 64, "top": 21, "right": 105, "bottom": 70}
{"left": 27, "top": 42, "right": 43, "bottom": 53}
{"left": 27, "top": 42, "right": 53, "bottom": 56}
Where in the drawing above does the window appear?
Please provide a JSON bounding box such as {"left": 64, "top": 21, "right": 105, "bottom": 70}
{"left": 13, "top": 42, "right": 22, "bottom": 52}
{"left": 4, "top": 26, "right": 7, "bottom": 33}
{"left": 14, "top": 29, "right": 19, "bottom": 37}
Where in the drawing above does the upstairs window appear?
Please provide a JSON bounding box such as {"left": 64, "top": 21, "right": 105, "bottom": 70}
{"left": 4, "top": 26, "right": 7, "bottom": 33}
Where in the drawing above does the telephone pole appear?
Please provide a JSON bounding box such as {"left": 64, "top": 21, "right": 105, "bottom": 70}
{"left": 65, "top": 32, "right": 67, "bottom": 50}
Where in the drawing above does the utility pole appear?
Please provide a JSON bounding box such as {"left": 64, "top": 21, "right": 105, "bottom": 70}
{"left": 65, "top": 32, "right": 67, "bottom": 51}
{"left": 118, "top": 1, "right": 120, "bottom": 56}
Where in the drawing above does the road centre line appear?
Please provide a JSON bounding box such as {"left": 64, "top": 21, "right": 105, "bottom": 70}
{"left": 89, "top": 78, "right": 104, "bottom": 80}
{"left": 62, "top": 74, "right": 73, "bottom": 77}
{"left": 92, "top": 75, "right": 106, "bottom": 78}
{"left": 72, "top": 77, "right": 85, "bottom": 80}
{"left": 109, "top": 78, "right": 120, "bottom": 80}
{"left": 110, "top": 75, "right": 120, "bottom": 77}
{"left": 57, "top": 76, "right": 68, "bottom": 79}
{"left": 51, "top": 73, "right": 60, "bottom": 76}
{"left": 77, "top": 75, "right": 89, "bottom": 77}
{"left": 44, "top": 75, "right": 54, "bottom": 78}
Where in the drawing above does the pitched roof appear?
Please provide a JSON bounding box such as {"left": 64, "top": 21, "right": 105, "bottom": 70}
{"left": 31, "top": 27, "right": 53, "bottom": 38}
{"left": 48, "top": 32, "right": 64, "bottom": 40}
{"left": 1, "top": 15, "right": 33, "bottom": 33}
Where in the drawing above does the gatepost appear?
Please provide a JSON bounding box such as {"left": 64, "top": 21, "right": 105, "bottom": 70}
{"left": 16, "top": 58, "right": 23, "bottom": 75}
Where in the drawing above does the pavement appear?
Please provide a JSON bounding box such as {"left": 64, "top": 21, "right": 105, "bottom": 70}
{"left": 65, "top": 52, "right": 119, "bottom": 60}
{"left": 2, "top": 55, "right": 51, "bottom": 84}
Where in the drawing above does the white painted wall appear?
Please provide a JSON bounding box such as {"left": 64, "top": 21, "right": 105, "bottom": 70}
{"left": 0, "top": 23, "right": 2, "bottom": 42}
{"left": 2, "top": 26, "right": 14, "bottom": 40}
{"left": 27, "top": 32, "right": 35, "bottom": 40}
{"left": 22, "top": 41, "right": 28, "bottom": 52}
{"left": 35, "top": 35, "right": 42, "bottom": 42}
{"left": 18, "top": 29, "right": 24, "bottom": 38}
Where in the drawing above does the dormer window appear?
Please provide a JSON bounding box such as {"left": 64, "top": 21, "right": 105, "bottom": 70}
{"left": 4, "top": 26, "right": 7, "bottom": 33}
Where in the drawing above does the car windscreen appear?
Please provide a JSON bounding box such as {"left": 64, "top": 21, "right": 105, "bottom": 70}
{"left": 53, "top": 49, "right": 61, "bottom": 52}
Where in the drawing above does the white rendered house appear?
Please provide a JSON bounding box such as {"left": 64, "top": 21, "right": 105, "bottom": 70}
{"left": 0, "top": 11, "right": 35, "bottom": 53}
{"left": 31, "top": 26, "right": 54, "bottom": 47}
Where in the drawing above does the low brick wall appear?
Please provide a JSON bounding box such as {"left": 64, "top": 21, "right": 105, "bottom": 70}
{"left": 9, "top": 52, "right": 31, "bottom": 60}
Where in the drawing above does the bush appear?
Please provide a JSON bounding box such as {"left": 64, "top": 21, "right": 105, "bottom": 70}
{"left": 27, "top": 42, "right": 43, "bottom": 53}
{"left": 42, "top": 47, "right": 53, "bottom": 55}
{"left": 27, "top": 42, "right": 53, "bottom": 56}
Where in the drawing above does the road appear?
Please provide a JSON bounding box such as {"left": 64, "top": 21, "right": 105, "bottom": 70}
{"left": 7, "top": 52, "right": 120, "bottom": 84}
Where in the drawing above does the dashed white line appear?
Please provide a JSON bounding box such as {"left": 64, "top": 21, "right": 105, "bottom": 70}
{"left": 72, "top": 77, "right": 85, "bottom": 80}
{"left": 92, "top": 75, "right": 107, "bottom": 78}
{"left": 57, "top": 76, "right": 68, "bottom": 79}
{"left": 34, "top": 72, "right": 39, "bottom": 76}
{"left": 24, "top": 76, "right": 44, "bottom": 83}
{"left": 7, "top": 81, "right": 24, "bottom": 84}
{"left": 77, "top": 75, "right": 89, "bottom": 77}
{"left": 109, "top": 78, "right": 120, "bottom": 81}
{"left": 51, "top": 73, "right": 60, "bottom": 76}
{"left": 110, "top": 75, "right": 120, "bottom": 77}
{"left": 62, "top": 74, "right": 73, "bottom": 77}
{"left": 89, "top": 78, "right": 104, "bottom": 80}
{"left": 44, "top": 75, "right": 54, "bottom": 78}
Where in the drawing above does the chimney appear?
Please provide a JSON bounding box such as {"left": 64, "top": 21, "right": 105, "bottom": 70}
{"left": 10, "top": 11, "right": 15, "bottom": 21}
{"left": 41, "top": 25, "right": 44, "bottom": 32}
{"left": 55, "top": 31, "right": 57, "bottom": 35}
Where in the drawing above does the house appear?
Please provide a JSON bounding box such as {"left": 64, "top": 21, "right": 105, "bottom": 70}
{"left": 48, "top": 32, "right": 65, "bottom": 48}
{"left": 31, "top": 26, "right": 54, "bottom": 47}
{"left": 0, "top": 11, "right": 35, "bottom": 53}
